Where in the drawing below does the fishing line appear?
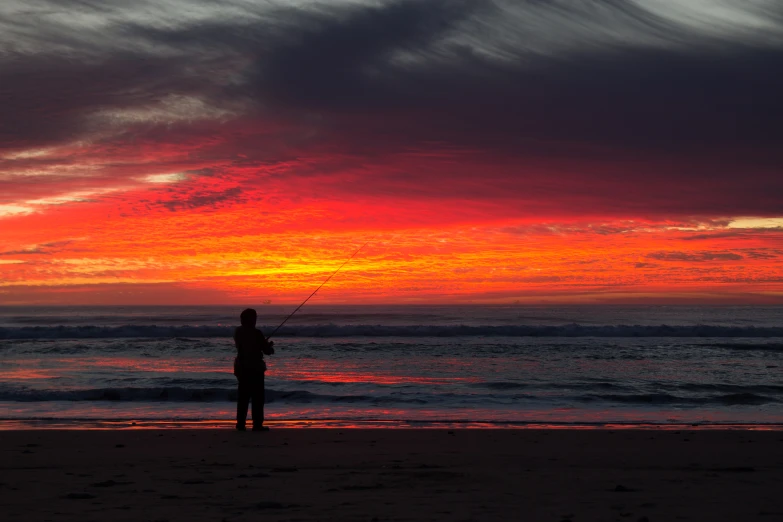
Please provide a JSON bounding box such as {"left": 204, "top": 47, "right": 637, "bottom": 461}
{"left": 266, "top": 241, "right": 370, "bottom": 340}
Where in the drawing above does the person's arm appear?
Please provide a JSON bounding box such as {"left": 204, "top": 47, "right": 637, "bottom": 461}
{"left": 258, "top": 330, "right": 275, "bottom": 355}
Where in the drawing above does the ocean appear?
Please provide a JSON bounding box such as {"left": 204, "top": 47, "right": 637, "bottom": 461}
{"left": 1, "top": 305, "right": 781, "bottom": 429}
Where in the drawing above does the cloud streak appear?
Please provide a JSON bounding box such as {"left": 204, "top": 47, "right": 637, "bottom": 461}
{"left": 647, "top": 251, "right": 744, "bottom": 262}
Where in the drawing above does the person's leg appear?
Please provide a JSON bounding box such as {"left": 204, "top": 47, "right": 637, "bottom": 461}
{"left": 251, "top": 374, "right": 266, "bottom": 431}
{"left": 236, "top": 377, "right": 250, "bottom": 430}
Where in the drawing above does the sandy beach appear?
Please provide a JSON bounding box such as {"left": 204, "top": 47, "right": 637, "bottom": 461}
{"left": 1, "top": 428, "right": 782, "bottom": 521}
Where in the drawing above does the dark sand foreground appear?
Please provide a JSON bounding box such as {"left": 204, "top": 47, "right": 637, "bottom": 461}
{"left": 2, "top": 429, "right": 782, "bottom": 521}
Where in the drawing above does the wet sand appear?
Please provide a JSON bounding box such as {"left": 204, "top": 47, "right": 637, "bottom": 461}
{"left": 2, "top": 429, "right": 782, "bottom": 521}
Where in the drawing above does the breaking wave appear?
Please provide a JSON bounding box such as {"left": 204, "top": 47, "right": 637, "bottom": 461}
{"left": 0, "top": 387, "right": 429, "bottom": 404}
{"left": 3, "top": 324, "right": 783, "bottom": 340}
{"left": 581, "top": 393, "right": 779, "bottom": 406}
{"left": 1, "top": 387, "right": 779, "bottom": 406}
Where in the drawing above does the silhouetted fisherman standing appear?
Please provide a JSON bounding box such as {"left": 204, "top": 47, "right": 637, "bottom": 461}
{"left": 230, "top": 244, "right": 366, "bottom": 431}
{"left": 233, "top": 308, "right": 274, "bottom": 431}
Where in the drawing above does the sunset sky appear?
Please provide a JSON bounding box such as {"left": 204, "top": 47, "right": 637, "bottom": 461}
{"left": 1, "top": 0, "right": 782, "bottom": 305}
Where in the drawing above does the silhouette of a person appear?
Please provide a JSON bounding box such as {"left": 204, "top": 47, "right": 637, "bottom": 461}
{"left": 233, "top": 308, "right": 274, "bottom": 431}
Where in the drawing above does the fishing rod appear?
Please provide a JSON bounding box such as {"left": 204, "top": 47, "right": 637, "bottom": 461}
{"left": 266, "top": 241, "right": 369, "bottom": 341}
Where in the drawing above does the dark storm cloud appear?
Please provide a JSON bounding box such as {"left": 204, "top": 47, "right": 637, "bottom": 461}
{"left": 123, "top": 0, "right": 783, "bottom": 154}
{"left": 248, "top": 0, "right": 480, "bottom": 108}
{"left": 5, "top": 1, "right": 782, "bottom": 149}
{"left": 2, "top": 0, "right": 783, "bottom": 215}
{"left": 0, "top": 54, "right": 195, "bottom": 150}
{"left": 140, "top": 0, "right": 783, "bottom": 156}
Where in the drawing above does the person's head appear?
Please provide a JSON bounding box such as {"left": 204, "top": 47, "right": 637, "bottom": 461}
{"left": 240, "top": 308, "right": 257, "bottom": 328}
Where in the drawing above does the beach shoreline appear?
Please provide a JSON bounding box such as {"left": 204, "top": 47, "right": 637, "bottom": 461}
{"left": 2, "top": 418, "right": 783, "bottom": 430}
{"left": 2, "top": 428, "right": 781, "bottom": 521}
